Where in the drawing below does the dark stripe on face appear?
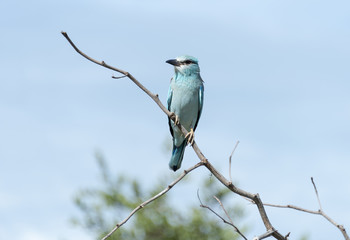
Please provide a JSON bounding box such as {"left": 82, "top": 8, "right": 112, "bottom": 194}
{"left": 181, "top": 60, "right": 194, "bottom": 65}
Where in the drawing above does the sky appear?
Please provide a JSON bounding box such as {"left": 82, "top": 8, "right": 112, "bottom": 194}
{"left": 1, "top": 0, "right": 349, "bottom": 239}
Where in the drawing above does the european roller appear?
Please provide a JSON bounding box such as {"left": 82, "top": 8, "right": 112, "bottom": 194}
{"left": 166, "top": 55, "right": 204, "bottom": 171}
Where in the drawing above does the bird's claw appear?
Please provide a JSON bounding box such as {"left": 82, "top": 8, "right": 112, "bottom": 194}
{"left": 185, "top": 128, "right": 195, "bottom": 146}
{"left": 171, "top": 113, "right": 180, "bottom": 125}
{"left": 175, "top": 115, "right": 180, "bottom": 125}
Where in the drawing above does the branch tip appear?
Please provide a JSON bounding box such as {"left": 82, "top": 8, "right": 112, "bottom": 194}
{"left": 112, "top": 75, "right": 127, "bottom": 79}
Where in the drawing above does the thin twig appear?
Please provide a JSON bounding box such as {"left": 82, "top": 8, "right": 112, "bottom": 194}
{"left": 261, "top": 178, "right": 349, "bottom": 240}
{"left": 61, "top": 32, "right": 127, "bottom": 76}
{"left": 112, "top": 75, "right": 127, "bottom": 79}
{"left": 311, "top": 178, "right": 349, "bottom": 240}
{"left": 311, "top": 177, "right": 322, "bottom": 211}
{"left": 261, "top": 202, "right": 319, "bottom": 215}
{"left": 213, "top": 196, "right": 234, "bottom": 227}
{"left": 61, "top": 31, "right": 175, "bottom": 123}
{"left": 263, "top": 203, "right": 349, "bottom": 240}
{"left": 229, "top": 140, "right": 240, "bottom": 183}
{"left": 197, "top": 191, "right": 247, "bottom": 240}
{"left": 102, "top": 162, "right": 204, "bottom": 240}
{"left": 213, "top": 196, "right": 247, "bottom": 239}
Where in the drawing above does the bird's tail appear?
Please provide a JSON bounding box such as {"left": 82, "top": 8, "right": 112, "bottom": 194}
{"left": 169, "top": 141, "right": 187, "bottom": 171}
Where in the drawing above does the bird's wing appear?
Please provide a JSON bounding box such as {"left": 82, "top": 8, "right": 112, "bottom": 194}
{"left": 167, "top": 82, "right": 174, "bottom": 137}
{"left": 193, "top": 84, "right": 204, "bottom": 131}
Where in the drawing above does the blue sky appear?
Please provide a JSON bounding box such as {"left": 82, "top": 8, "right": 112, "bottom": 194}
{"left": 1, "top": 0, "right": 349, "bottom": 239}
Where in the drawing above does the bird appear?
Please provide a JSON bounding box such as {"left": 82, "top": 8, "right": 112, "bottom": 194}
{"left": 166, "top": 55, "right": 204, "bottom": 171}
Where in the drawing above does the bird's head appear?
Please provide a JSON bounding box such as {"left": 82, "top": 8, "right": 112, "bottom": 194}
{"left": 166, "top": 55, "right": 200, "bottom": 76}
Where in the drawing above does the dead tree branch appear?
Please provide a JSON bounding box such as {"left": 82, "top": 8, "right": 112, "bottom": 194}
{"left": 61, "top": 31, "right": 346, "bottom": 240}
{"left": 197, "top": 190, "right": 247, "bottom": 240}
{"left": 61, "top": 31, "right": 180, "bottom": 131}
{"left": 262, "top": 178, "right": 349, "bottom": 240}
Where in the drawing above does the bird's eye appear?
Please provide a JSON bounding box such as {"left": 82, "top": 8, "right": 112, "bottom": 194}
{"left": 184, "top": 60, "right": 192, "bottom": 64}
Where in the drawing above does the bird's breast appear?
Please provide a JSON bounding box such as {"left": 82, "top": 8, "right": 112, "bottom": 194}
{"left": 170, "top": 83, "right": 199, "bottom": 127}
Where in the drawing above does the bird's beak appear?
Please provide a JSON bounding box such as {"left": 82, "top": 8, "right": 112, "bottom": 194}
{"left": 166, "top": 59, "right": 181, "bottom": 67}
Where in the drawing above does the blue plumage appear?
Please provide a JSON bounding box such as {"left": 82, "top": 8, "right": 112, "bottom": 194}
{"left": 166, "top": 55, "right": 204, "bottom": 171}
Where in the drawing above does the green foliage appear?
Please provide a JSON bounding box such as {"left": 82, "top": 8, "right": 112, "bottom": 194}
{"left": 72, "top": 153, "right": 248, "bottom": 240}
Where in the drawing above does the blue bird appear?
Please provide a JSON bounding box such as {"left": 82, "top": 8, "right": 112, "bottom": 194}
{"left": 166, "top": 55, "right": 204, "bottom": 171}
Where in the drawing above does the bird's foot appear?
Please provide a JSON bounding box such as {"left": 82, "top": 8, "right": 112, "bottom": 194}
{"left": 170, "top": 113, "right": 180, "bottom": 125}
{"left": 185, "top": 128, "right": 195, "bottom": 146}
{"left": 175, "top": 115, "right": 180, "bottom": 125}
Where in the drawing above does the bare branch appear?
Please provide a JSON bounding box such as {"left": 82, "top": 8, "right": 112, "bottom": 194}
{"left": 102, "top": 162, "right": 204, "bottom": 240}
{"left": 61, "top": 31, "right": 175, "bottom": 124}
{"left": 197, "top": 191, "right": 247, "bottom": 240}
{"left": 261, "top": 202, "right": 319, "bottom": 215}
{"left": 229, "top": 140, "right": 240, "bottom": 183}
{"left": 61, "top": 32, "right": 128, "bottom": 76}
{"left": 263, "top": 203, "right": 349, "bottom": 240}
{"left": 311, "top": 177, "right": 349, "bottom": 240}
{"left": 261, "top": 178, "right": 349, "bottom": 240}
{"left": 63, "top": 31, "right": 350, "bottom": 240}
{"left": 199, "top": 158, "right": 287, "bottom": 239}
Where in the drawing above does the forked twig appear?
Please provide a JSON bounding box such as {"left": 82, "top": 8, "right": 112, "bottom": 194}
{"left": 262, "top": 177, "right": 349, "bottom": 240}
{"left": 197, "top": 191, "right": 247, "bottom": 240}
